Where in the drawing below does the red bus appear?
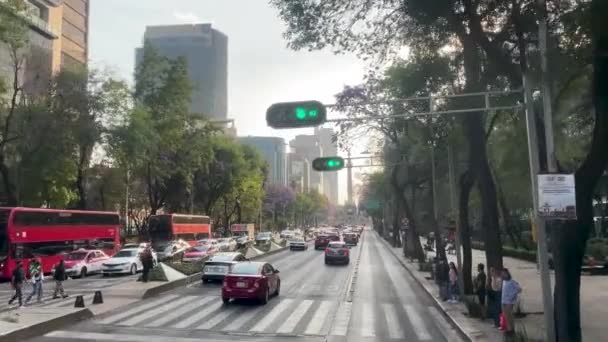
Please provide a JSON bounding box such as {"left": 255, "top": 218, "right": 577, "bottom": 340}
{"left": 148, "top": 214, "right": 211, "bottom": 246}
{"left": 0, "top": 207, "right": 121, "bottom": 279}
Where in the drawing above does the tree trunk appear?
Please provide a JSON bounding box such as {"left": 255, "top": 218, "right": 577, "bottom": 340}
{"left": 459, "top": 171, "right": 475, "bottom": 295}
{"left": 0, "top": 154, "right": 17, "bottom": 206}
{"left": 461, "top": 34, "right": 503, "bottom": 270}
{"left": 75, "top": 166, "right": 87, "bottom": 209}
{"left": 402, "top": 186, "right": 425, "bottom": 262}
{"left": 496, "top": 178, "right": 520, "bottom": 248}
{"left": 553, "top": 4, "right": 608, "bottom": 340}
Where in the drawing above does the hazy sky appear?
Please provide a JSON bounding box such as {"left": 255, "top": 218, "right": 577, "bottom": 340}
{"left": 89, "top": 0, "right": 370, "bottom": 203}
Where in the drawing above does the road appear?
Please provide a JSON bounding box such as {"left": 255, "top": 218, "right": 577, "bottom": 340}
{"left": 27, "top": 230, "right": 462, "bottom": 342}
{"left": 0, "top": 273, "right": 138, "bottom": 312}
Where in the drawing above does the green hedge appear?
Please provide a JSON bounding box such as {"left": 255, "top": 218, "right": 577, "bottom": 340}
{"left": 471, "top": 241, "right": 537, "bottom": 262}
{"left": 147, "top": 264, "right": 168, "bottom": 281}
{"left": 164, "top": 259, "right": 206, "bottom": 275}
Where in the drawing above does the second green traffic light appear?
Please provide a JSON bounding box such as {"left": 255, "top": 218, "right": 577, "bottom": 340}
{"left": 312, "top": 157, "right": 345, "bottom": 171}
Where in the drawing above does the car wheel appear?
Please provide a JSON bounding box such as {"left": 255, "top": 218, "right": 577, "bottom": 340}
{"left": 102, "top": 273, "right": 108, "bottom": 277}
{"left": 260, "top": 287, "right": 269, "bottom": 305}
{"left": 222, "top": 297, "right": 230, "bottom": 305}
{"left": 80, "top": 267, "right": 87, "bottom": 278}
{"left": 275, "top": 281, "right": 281, "bottom": 296}
{"left": 130, "top": 264, "right": 137, "bottom": 275}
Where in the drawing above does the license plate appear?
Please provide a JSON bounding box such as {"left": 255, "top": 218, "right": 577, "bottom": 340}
{"left": 236, "top": 282, "right": 246, "bottom": 288}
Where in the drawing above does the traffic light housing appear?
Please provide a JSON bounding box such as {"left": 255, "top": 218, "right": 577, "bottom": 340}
{"left": 312, "top": 157, "right": 345, "bottom": 171}
{"left": 266, "top": 100, "right": 327, "bottom": 129}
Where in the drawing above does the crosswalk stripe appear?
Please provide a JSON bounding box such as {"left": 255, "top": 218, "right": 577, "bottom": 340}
{"left": 221, "top": 306, "right": 262, "bottom": 331}
{"left": 276, "top": 299, "right": 313, "bottom": 334}
{"left": 145, "top": 296, "right": 215, "bottom": 327}
{"left": 120, "top": 296, "right": 195, "bottom": 326}
{"left": 405, "top": 304, "right": 432, "bottom": 340}
{"left": 383, "top": 303, "right": 404, "bottom": 339}
{"left": 44, "top": 330, "right": 253, "bottom": 342}
{"left": 304, "top": 300, "right": 332, "bottom": 335}
{"left": 172, "top": 300, "right": 223, "bottom": 329}
{"left": 329, "top": 301, "right": 351, "bottom": 336}
{"left": 97, "top": 295, "right": 179, "bottom": 325}
{"left": 360, "top": 302, "right": 375, "bottom": 337}
{"left": 196, "top": 306, "right": 235, "bottom": 330}
{"left": 249, "top": 298, "right": 293, "bottom": 333}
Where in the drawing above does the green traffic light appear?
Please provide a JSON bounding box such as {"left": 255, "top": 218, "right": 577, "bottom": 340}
{"left": 309, "top": 109, "right": 318, "bottom": 117}
{"left": 327, "top": 160, "right": 335, "bottom": 167}
{"left": 295, "top": 107, "right": 307, "bottom": 120}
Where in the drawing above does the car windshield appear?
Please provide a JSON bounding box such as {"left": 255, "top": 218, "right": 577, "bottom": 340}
{"left": 189, "top": 246, "right": 209, "bottom": 252}
{"left": 230, "top": 263, "right": 261, "bottom": 275}
{"left": 65, "top": 252, "right": 88, "bottom": 260}
{"left": 114, "top": 250, "right": 137, "bottom": 258}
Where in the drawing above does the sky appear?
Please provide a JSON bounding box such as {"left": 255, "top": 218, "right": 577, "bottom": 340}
{"left": 89, "top": 0, "right": 371, "bottom": 204}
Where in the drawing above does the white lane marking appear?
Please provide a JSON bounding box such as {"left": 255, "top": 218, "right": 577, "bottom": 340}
{"left": 120, "top": 296, "right": 194, "bottom": 326}
{"left": 97, "top": 294, "right": 179, "bottom": 325}
{"left": 249, "top": 298, "right": 293, "bottom": 333}
{"left": 196, "top": 306, "right": 235, "bottom": 330}
{"left": 221, "top": 306, "right": 263, "bottom": 331}
{"left": 383, "top": 303, "right": 404, "bottom": 339}
{"left": 360, "top": 302, "right": 376, "bottom": 337}
{"left": 172, "top": 300, "right": 223, "bottom": 329}
{"left": 304, "top": 300, "right": 333, "bottom": 335}
{"left": 145, "top": 296, "right": 215, "bottom": 327}
{"left": 405, "top": 304, "right": 432, "bottom": 340}
{"left": 45, "top": 330, "right": 230, "bottom": 342}
{"left": 428, "top": 306, "right": 464, "bottom": 342}
{"left": 329, "top": 301, "right": 352, "bottom": 336}
{"left": 276, "top": 299, "right": 314, "bottom": 334}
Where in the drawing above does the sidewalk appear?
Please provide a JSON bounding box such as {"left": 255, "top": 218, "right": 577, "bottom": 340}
{"left": 382, "top": 234, "right": 607, "bottom": 342}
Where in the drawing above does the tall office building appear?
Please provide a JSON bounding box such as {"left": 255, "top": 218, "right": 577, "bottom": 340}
{"left": 315, "top": 127, "right": 339, "bottom": 204}
{"left": 0, "top": 0, "right": 89, "bottom": 96}
{"left": 136, "top": 24, "right": 228, "bottom": 120}
{"left": 238, "top": 136, "right": 286, "bottom": 186}
{"left": 290, "top": 135, "right": 323, "bottom": 194}
{"left": 287, "top": 153, "right": 310, "bottom": 193}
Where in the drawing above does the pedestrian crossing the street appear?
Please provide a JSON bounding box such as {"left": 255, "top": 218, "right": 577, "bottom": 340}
{"left": 87, "top": 293, "right": 435, "bottom": 340}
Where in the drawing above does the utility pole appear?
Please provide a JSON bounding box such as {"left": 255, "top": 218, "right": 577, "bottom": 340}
{"left": 448, "top": 144, "right": 464, "bottom": 298}
{"left": 347, "top": 150, "right": 353, "bottom": 206}
{"left": 125, "top": 168, "right": 130, "bottom": 235}
{"left": 535, "top": 1, "right": 557, "bottom": 341}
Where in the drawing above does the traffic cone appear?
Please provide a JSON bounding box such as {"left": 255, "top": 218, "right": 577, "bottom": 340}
{"left": 74, "top": 295, "right": 85, "bottom": 308}
{"left": 92, "top": 291, "right": 103, "bottom": 304}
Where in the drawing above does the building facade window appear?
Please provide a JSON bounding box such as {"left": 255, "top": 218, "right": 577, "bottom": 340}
{"left": 62, "top": 19, "right": 86, "bottom": 46}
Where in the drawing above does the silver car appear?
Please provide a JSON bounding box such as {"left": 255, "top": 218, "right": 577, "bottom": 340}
{"left": 201, "top": 252, "right": 248, "bottom": 283}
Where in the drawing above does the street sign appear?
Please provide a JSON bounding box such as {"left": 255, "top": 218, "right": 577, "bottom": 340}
{"left": 312, "top": 157, "right": 345, "bottom": 171}
{"left": 538, "top": 174, "right": 577, "bottom": 220}
{"left": 266, "top": 100, "right": 327, "bottom": 128}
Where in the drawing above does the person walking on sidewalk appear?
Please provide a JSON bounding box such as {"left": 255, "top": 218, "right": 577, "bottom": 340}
{"left": 8, "top": 260, "right": 25, "bottom": 307}
{"left": 435, "top": 258, "right": 449, "bottom": 301}
{"left": 25, "top": 258, "right": 44, "bottom": 304}
{"left": 501, "top": 268, "right": 522, "bottom": 338}
{"left": 474, "top": 263, "right": 487, "bottom": 308}
{"left": 52, "top": 259, "right": 68, "bottom": 299}
{"left": 448, "top": 261, "right": 459, "bottom": 303}
{"left": 487, "top": 266, "right": 503, "bottom": 328}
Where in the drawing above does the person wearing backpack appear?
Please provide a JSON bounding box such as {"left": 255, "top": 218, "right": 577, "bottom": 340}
{"left": 8, "top": 260, "right": 25, "bottom": 307}
{"left": 25, "top": 258, "right": 44, "bottom": 304}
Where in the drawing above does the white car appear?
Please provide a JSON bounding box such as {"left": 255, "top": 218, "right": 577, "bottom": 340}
{"left": 217, "top": 238, "right": 237, "bottom": 251}
{"left": 102, "top": 248, "right": 143, "bottom": 276}
{"left": 156, "top": 240, "right": 191, "bottom": 260}
{"left": 62, "top": 249, "right": 110, "bottom": 278}
{"left": 121, "top": 243, "right": 158, "bottom": 264}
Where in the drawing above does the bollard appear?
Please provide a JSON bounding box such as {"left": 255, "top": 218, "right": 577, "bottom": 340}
{"left": 74, "top": 295, "right": 85, "bottom": 308}
{"left": 92, "top": 291, "right": 103, "bottom": 304}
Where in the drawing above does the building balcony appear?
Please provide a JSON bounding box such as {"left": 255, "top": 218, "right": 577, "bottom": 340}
{"left": 0, "top": 0, "right": 59, "bottom": 39}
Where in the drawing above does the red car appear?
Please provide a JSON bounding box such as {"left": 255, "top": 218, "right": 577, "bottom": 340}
{"left": 222, "top": 261, "right": 280, "bottom": 305}
{"left": 315, "top": 234, "right": 339, "bottom": 250}
{"left": 182, "top": 245, "right": 217, "bottom": 262}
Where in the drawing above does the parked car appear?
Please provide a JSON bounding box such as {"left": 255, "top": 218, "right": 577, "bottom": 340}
{"left": 255, "top": 232, "right": 273, "bottom": 245}
{"left": 289, "top": 237, "right": 308, "bottom": 251}
{"left": 102, "top": 248, "right": 143, "bottom": 276}
{"left": 62, "top": 249, "right": 110, "bottom": 278}
{"left": 325, "top": 241, "right": 350, "bottom": 265}
{"left": 202, "top": 252, "right": 248, "bottom": 283}
{"left": 183, "top": 244, "right": 218, "bottom": 262}
{"left": 222, "top": 261, "right": 280, "bottom": 305}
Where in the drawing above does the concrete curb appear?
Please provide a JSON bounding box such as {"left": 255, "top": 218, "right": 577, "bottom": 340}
{"left": 0, "top": 308, "right": 93, "bottom": 342}
{"left": 345, "top": 232, "right": 364, "bottom": 303}
{"left": 376, "top": 232, "right": 473, "bottom": 342}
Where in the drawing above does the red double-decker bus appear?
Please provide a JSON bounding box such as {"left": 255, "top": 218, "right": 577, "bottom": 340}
{"left": 0, "top": 207, "right": 121, "bottom": 279}
{"left": 148, "top": 214, "right": 211, "bottom": 246}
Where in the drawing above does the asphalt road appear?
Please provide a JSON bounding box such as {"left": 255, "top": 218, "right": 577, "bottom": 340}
{"left": 0, "top": 273, "right": 139, "bottom": 312}
{"left": 27, "top": 230, "right": 462, "bottom": 342}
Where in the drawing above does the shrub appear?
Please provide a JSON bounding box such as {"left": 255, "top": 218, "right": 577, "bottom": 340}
{"left": 165, "top": 259, "right": 206, "bottom": 275}
{"left": 147, "top": 264, "right": 168, "bottom": 282}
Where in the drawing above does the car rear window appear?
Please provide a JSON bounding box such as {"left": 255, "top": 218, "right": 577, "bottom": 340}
{"left": 230, "top": 263, "right": 261, "bottom": 275}
{"left": 328, "top": 242, "right": 345, "bottom": 248}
